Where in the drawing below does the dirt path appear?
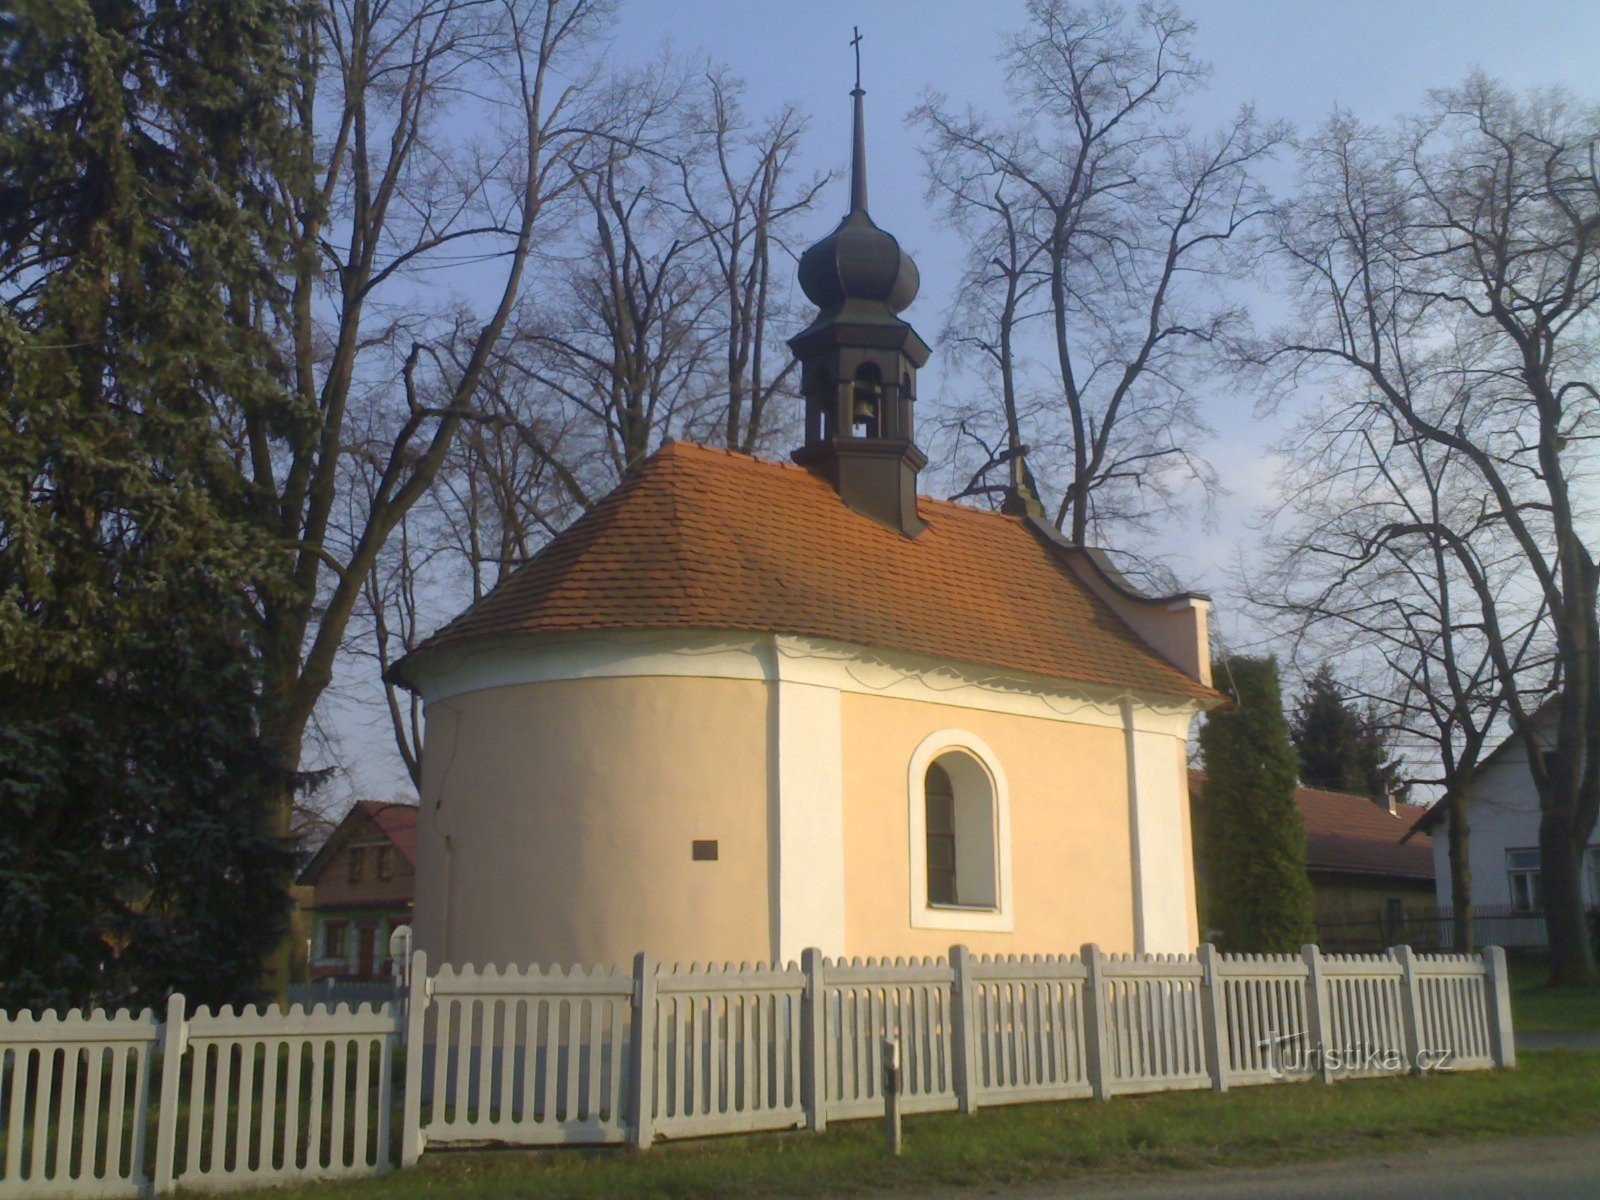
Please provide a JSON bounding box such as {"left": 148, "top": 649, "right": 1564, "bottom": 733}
{"left": 842, "top": 1132, "right": 1600, "bottom": 1200}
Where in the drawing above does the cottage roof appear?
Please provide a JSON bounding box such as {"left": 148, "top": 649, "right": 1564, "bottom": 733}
{"left": 296, "top": 800, "right": 419, "bottom": 887}
{"left": 394, "top": 440, "right": 1215, "bottom": 701}
{"left": 1296, "top": 785, "right": 1433, "bottom": 880}
{"left": 1190, "top": 771, "right": 1433, "bottom": 882}
{"left": 1407, "top": 699, "right": 1557, "bottom": 836}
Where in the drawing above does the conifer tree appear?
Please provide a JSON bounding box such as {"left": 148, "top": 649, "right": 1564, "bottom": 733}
{"left": 0, "top": 0, "right": 301, "bottom": 1009}
{"left": 1198, "top": 656, "right": 1318, "bottom": 952}
{"left": 1290, "top": 666, "right": 1405, "bottom": 800}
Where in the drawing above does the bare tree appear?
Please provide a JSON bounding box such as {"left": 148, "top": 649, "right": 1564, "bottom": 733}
{"left": 355, "top": 57, "right": 828, "bottom": 782}
{"left": 1256, "top": 389, "right": 1536, "bottom": 951}
{"left": 1263, "top": 79, "right": 1600, "bottom": 982}
{"left": 672, "top": 72, "right": 827, "bottom": 453}
{"left": 933, "top": 184, "right": 1050, "bottom": 507}
{"left": 216, "top": 1, "right": 615, "bottom": 984}
{"left": 915, "top": 0, "right": 1283, "bottom": 547}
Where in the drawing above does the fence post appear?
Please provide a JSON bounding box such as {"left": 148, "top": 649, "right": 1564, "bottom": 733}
{"left": 151, "top": 992, "right": 187, "bottom": 1194}
{"left": 1080, "top": 944, "right": 1111, "bottom": 1101}
{"left": 1483, "top": 945, "right": 1517, "bottom": 1069}
{"left": 1197, "top": 944, "right": 1229, "bottom": 1093}
{"left": 948, "top": 945, "right": 980, "bottom": 1115}
{"left": 1301, "top": 944, "right": 1333, "bottom": 1084}
{"left": 629, "top": 952, "right": 657, "bottom": 1149}
{"left": 400, "top": 949, "right": 430, "bottom": 1168}
{"left": 1391, "top": 944, "right": 1424, "bottom": 1075}
{"left": 801, "top": 948, "right": 827, "bottom": 1132}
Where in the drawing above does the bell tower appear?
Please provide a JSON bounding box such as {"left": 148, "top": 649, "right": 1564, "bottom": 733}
{"left": 790, "top": 36, "right": 930, "bottom": 536}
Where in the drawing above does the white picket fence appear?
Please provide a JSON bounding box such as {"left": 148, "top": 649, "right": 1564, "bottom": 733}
{"left": 0, "top": 943, "right": 1516, "bottom": 1196}
{"left": 0, "top": 997, "right": 399, "bottom": 1198}
{"left": 403, "top": 941, "right": 1515, "bottom": 1157}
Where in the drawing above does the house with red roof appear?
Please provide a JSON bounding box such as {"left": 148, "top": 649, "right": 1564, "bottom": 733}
{"left": 1189, "top": 771, "right": 1435, "bottom": 946}
{"left": 296, "top": 800, "right": 417, "bottom": 981}
{"left": 390, "top": 83, "right": 1222, "bottom": 970}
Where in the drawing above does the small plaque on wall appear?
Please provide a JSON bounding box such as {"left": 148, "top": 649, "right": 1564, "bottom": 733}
{"left": 691, "top": 839, "right": 719, "bottom": 861}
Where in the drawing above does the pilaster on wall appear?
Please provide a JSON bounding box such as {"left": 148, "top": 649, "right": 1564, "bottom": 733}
{"left": 1122, "top": 699, "right": 1201, "bottom": 954}
{"left": 771, "top": 656, "right": 846, "bottom": 963}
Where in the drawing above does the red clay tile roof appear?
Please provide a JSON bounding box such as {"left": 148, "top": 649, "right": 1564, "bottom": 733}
{"left": 296, "top": 800, "right": 419, "bottom": 886}
{"left": 1190, "top": 771, "right": 1433, "bottom": 881}
{"left": 355, "top": 801, "right": 419, "bottom": 867}
{"left": 400, "top": 441, "right": 1213, "bottom": 700}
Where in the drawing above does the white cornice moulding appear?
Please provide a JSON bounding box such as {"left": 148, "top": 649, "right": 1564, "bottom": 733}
{"left": 412, "top": 628, "right": 1204, "bottom": 733}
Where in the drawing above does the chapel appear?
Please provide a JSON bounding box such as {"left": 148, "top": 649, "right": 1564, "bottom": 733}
{"left": 392, "top": 78, "right": 1221, "bottom": 970}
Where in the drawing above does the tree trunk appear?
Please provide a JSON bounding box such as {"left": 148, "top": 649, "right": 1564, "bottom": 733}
{"left": 1541, "top": 809, "right": 1598, "bottom": 985}
{"left": 1445, "top": 787, "right": 1474, "bottom": 953}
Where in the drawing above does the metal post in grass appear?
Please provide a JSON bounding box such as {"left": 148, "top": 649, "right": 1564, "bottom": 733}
{"left": 400, "top": 950, "right": 429, "bottom": 1168}
{"left": 881, "top": 1036, "right": 902, "bottom": 1156}
{"left": 1483, "top": 945, "right": 1517, "bottom": 1069}
{"left": 151, "top": 991, "right": 187, "bottom": 1194}
{"left": 1197, "top": 943, "right": 1230, "bottom": 1093}
{"left": 801, "top": 948, "right": 827, "bottom": 1132}
{"left": 629, "top": 952, "right": 658, "bottom": 1149}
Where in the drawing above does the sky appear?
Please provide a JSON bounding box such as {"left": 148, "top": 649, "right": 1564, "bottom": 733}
{"left": 320, "top": 0, "right": 1600, "bottom": 804}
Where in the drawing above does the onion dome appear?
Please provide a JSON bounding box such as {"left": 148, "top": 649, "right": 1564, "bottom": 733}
{"left": 796, "top": 86, "right": 920, "bottom": 316}
{"left": 798, "top": 211, "right": 920, "bottom": 314}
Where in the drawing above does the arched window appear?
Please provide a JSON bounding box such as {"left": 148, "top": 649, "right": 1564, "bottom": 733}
{"left": 909, "top": 731, "right": 1013, "bottom": 932}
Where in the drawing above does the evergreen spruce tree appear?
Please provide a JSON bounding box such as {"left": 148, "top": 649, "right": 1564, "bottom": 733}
{"left": 1289, "top": 665, "right": 1405, "bottom": 800}
{"left": 0, "top": 0, "right": 302, "bottom": 1009}
{"left": 1198, "top": 656, "right": 1318, "bottom": 952}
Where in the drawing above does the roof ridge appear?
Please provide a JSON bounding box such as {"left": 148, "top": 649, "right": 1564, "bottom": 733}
{"left": 395, "top": 435, "right": 1216, "bottom": 701}
{"left": 661, "top": 438, "right": 1034, "bottom": 526}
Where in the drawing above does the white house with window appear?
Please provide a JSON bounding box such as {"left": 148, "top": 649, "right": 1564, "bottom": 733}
{"left": 1414, "top": 708, "right": 1600, "bottom": 934}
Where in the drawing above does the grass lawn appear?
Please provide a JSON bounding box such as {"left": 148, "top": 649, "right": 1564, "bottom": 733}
{"left": 217, "top": 1051, "right": 1600, "bottom": 1200}
{"left": 1509, "top": 958, "right": 1600, "bottom": 1034}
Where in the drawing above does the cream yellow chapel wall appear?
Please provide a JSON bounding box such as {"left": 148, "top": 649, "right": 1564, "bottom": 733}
{"left": 838, "top": 691, "right": 1137, "bottom": 957}
{"left": 1175, "top": 738, "right": 1200, "bottom": 948}
{"left": 412, "top": 674, "right": 771, "bottom": 970}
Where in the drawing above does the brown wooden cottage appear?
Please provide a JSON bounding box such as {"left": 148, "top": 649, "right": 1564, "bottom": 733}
{"left": 1189, "top": 771, "right": 1435, "bottom": 946}
{"left": 296, "top": 801, "right": 417, "bottom": 981}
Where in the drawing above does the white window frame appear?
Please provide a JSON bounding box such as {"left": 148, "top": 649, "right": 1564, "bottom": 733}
{"left": 907, "top": 729, "right": 1013, "bottom": 932}
{"left": 1506, "top": 847, "right": 1541, "bottom": 914}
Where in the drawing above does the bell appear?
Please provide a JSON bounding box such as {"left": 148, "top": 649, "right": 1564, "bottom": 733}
{"left": 852, "top": 392, "right": 877, "bottom": 422}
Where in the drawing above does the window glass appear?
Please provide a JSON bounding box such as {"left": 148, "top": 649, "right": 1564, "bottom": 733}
{"left": 325, "top": 923, "right": 346, "bottom": 958}
{"left": 923, "top": 752, "right": 998, "bottom": 910}
{"left": 1506, "top": 847, "right": 1541, "bottom": 913}
{"left": 376, "top": 846, "right": 393, "bottom": 882}
{"left": 925, "top": 763, "right": 957, "bottom": 905}
{"left": 347, "top": 846, "right": 365, "bottom": 884}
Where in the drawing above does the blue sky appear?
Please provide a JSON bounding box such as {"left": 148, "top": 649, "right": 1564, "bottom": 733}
{"left": 324, "top": 0, "right": 1600, "bottom": 802}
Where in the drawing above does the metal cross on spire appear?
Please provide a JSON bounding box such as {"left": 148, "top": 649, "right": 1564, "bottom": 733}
{"left": 849, "top": 27, "right": 868, "bottom": 212}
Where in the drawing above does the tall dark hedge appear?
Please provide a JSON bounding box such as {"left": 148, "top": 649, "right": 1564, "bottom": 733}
{"left": 1198, "top": 656, "right": 1318, "bottom": 953}
{"left": 0, "top": 0, "right": 303, "bottom": 1011}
